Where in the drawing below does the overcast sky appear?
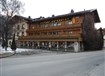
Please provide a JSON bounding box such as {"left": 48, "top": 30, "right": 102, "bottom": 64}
{"left": 20, "top": 0, "right": 104, "bottom": 29}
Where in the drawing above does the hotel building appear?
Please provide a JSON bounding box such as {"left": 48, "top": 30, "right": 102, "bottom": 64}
{"left": 18, "top": 9, "right": 100, "bottom": 52}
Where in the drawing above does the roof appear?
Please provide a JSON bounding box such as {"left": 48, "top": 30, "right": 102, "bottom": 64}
{"left": 13, "top": 15, "right": 32, "bottom": 21}
{"left": 31, "top": 9, "right": 100, "bottom": 23}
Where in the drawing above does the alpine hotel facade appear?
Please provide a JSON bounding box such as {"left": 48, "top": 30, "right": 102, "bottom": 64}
{"left": 18, "top": 9, "right": 100, "bottom": 52}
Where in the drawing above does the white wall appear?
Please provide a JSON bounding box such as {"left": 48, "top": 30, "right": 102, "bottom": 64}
{"left": 13, "top": 21, "right": 28, "bottom": 40}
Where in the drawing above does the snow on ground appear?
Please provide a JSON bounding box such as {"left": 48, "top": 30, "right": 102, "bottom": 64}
{"left": 0, "top": 47, "right": 41, "bottom": 53}
{"left": 0, "top": 46, "right": 58, "bottom": 56}
{"left": 0, "top": 47, "right": 14, "bottom": 54}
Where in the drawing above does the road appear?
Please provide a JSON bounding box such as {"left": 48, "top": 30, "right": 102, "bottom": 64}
{"left": 0, "top": 50, "right": 105, "bottom": 76}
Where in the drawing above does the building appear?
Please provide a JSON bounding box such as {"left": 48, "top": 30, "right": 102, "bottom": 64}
{"left": 18, "top": 9, "right": 100, "bottom": 52}
{"left": 8, "top": 15, "right": 31, "bottom": 47}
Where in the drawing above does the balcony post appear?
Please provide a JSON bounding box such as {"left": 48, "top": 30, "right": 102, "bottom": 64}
{"left": 27, "top": 41, "right": 29, "bottom": 48}
{"left": 49, "top": 42, "right": 51, "bottom": 50}
{"left": 64, "top": 41, "right": 67, "bottom": 51}
{"left": 74, "top": 42, "right": 80, "bottom": 52}
{"left": 37, "top": 41, "right": 40, "bottom": 48}
{"left": 23, "top": 42, "right": 25, "bottom": 48}
{"left": 32, "top": 41, "right": 34, "bottom": 48}
{"left": 57, "top": 41, "right": 59, "bottom": 50}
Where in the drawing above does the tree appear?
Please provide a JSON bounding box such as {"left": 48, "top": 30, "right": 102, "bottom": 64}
{"left": 100, "top": 28, "right": 104, "bottom": 49}
{"left": 97, "top": 28, "right": 104, "bottom": 50}
{"left": 82, "top": 13, "right": 96, "bottom": 50}
{"left": 82, "top": 14, "right": 103, "bottom": 51}
{"left": 11, "top": 34, "right": 16, "bottom": 51}
{"left": 0, "top": 0, "right": 24, "bottom": 51}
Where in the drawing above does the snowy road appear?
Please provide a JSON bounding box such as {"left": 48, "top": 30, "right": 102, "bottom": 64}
{"left": 0, "top": 50, "right": 105, "bottom": 76}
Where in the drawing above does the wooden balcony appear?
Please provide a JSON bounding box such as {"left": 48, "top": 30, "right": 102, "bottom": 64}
{"left": 26, "top": 23, "right": 81, "bottom": 32}
{"left": 18, "top": 33, "right": 82, "bottom": 41}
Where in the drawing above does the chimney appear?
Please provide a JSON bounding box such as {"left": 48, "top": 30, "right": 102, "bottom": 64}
{"left": 28, "top": 16, "right": 31, "bottom": 19}
{"left": 71, "top": 9, "right": 74, "bottom": 13}
{"left": 52, "top": 14, "right": 55, "bottom": 17}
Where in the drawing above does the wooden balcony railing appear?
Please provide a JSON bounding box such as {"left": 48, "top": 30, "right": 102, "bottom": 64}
{"left": 26, "top": 23, "right": 81, "bottom": 32}
{"left": 19, "top": 33, "right": 82, "bottom": 40}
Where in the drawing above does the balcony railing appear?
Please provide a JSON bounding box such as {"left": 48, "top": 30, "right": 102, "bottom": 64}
{"left": 19, "top": 33, "right": 82, "bottom": 40}
{"left": 26, "top": 23, "right": 81, "bottom": 32}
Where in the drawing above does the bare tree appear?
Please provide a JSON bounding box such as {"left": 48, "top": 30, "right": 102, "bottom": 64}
{"left": 0, "top": 0, "right": 24, "bottom": 51}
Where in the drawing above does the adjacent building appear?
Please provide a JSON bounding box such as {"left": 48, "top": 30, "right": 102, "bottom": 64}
{"left": 8, "top": 15, "right": 31, "bottom": 47}
{"left": 18, "top": 9, "right": 100, "bottom": 52}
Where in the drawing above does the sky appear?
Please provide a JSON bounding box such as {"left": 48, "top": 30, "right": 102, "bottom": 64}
{"left": 20, "top": 0, "right": 104, "bottom": 29}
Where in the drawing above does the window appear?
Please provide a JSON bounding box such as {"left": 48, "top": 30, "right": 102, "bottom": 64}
{"left": 49, "top": 32, "right": 52, "bottom": 35}
{"left": 43, "top": 32, "right": 48, "bottom": 35}
{"left": 68, "top": 20, "right": 72, "bottom": 24}
{"left": 17, "top": 25, "right": 20, "bottom": 30}
{"left": 22, "top": 24, "right": 25, "bottom": 29}
{"left": 45, "top": 24, "right": 48, "bottom": 28}
{"left": 52, "top": 32, "right": 59, "bottom": 35}
{"left": 17, "top": 32, "right": 19, "bottom": 36}
{"left": 75, "top": 17, "right": 79, "bottom": 23}
{"left": 22, "top": 32, "right": 24, "bottom": 36}
{"left": 57, "top": 22, "right": 61, "bottom": 26}
{"left": 35, "top": 33, "right": 40, "bottom": 35}
{"left": 53, "top": 22, "right": 61, "bottom": 26}
{"left": 68, "top": 31, "right": 73, "bottom": 34}
{"left": 53, "top": 22, "right": 57, "bottom": 26}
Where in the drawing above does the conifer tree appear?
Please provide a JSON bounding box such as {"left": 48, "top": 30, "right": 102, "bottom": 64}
{"left": 11, "top": 34, "right": 16, "bottom": 51}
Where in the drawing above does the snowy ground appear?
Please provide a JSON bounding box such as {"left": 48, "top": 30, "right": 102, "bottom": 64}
{"left": 0, "top": 47, "right": 65, "bottom": 57}
{"left": 0, "top": 47, "right": 52, "bottom": 53}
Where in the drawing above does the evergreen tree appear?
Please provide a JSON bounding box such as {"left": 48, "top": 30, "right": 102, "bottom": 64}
{"left": 11, "top": 34, "right": 16, "bottom": 51}
{"left": 1, "top": 32, "right": 5, "bottom": 48}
